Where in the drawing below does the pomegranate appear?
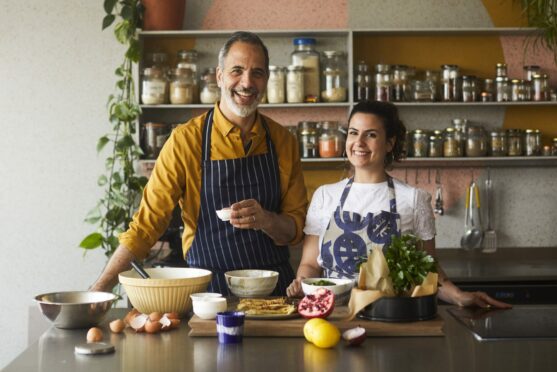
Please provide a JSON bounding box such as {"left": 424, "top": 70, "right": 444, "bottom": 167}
{"left": 298, "top": 288, "right": 335, "bottom": 319}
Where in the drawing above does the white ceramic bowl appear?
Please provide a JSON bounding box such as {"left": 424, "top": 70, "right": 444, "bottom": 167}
{"left": 216, "top": 208, "right": 232, "bottom": 221}
{"left": 224, "top": 270, "right": 279, "bottom": 297}
{"left": 190, "top": 292, "right": 223, "bottom": 300}
{"left": 301, "top": 278, "right": 355, "bottom": 305}
{"left": 191, "top": 296, "right": 228, "bottom": 320}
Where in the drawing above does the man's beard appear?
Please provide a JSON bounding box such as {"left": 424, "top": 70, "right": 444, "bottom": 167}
{"left": 221, "top": 86, "right": 261, "bottom": 118}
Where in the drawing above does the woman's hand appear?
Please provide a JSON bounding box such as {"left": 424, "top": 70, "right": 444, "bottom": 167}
{"left": 456, "top": 290, "right": 512, "bottom": 309}
{"left": 286, "top": 278, "right": 304, "bottom": 298}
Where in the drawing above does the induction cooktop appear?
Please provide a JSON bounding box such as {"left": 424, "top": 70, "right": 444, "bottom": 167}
{"left": 448, "top": 306, "right": 557, "bottom": 341}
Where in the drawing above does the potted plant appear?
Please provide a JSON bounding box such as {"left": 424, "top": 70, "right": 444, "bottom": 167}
{"left": 518, "top": 0, "right": 557, "bottom": 62}
{"left": 142, "top": 0, "right": 186, "bottom": 30}
{"left": 79, "top": 0, "right": 147, "bottom": 259}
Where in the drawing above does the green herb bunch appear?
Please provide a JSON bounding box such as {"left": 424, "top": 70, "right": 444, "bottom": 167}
{"left": 79, "top": 0, "right": 147, "bottom": 258}
{"left": 384, "top": 234, "right": 437, "bottom": 296}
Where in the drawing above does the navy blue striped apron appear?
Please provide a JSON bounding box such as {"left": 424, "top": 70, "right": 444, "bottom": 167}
{"left": 320, "top": 176, "right": 401, "bottom": 279}
{"left": 187, "top": 109, "right": 295, "bottom": 295}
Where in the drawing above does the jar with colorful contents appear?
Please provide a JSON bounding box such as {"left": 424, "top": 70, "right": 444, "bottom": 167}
{"left": 321, "top": 51, "right": 347, "bottom": 102}
{"left": 354, "top": 61, "right": 372, "bottom": 101}
{"left": 465, "top": 126, "right": 487, "bottom": 157}
{"left": 443, "top": 128, "right": 461, "bottom": 157}
{"left": 141, "top": 67, "right": 167, "bottom": 105}
{"left": 489, "top": 129, "right": 507, "bottom": 157}
{"left": 375, "top": 64, "right": 392, "bottom": 102}
{"left": 286, "top": 65, "right": 304, "bottom": 103}
{"left": 507, "top": 129, "right": 524, "bottom": 156}
{"left": 318, "top": 121, "right": 344, "bottom": 158}
{"left": 267, "top": 66, "right": 286, "bottom": 104}
{"left": 169, "top": 67, "right": 195, "bottom": 104}
{"left": 411, "top": 130, "right": 429, "bottom": 158}
{"left": 525, "top": 129, "right": 542, "bottom": 156}
{"left": 291, "top": 38, "right": 320, "bottom": 103}
{"left": 200, "top": 68, "right": 220, "bottom": 104}
{"left": 298, "top": 121, "right": 319, "bottom": 158}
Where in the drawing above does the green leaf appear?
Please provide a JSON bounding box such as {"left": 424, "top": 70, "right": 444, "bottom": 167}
{"left": 115, "top": 67, "right": 124, "bottom": 76}
{"left": 79, "top": 233, "right": 103, "bottom": 249}
{"left": 114, "top": 21, "right": 130, "bottom": 44}
{"left": 102, "top": 14, "right": 116, "bottom": 30}
{"left": 98, "top": 174, "right": 108, "bottom": 186}
{"left": 97, "top": 136, "right": 110, "bottom": 153}
{"left": 126, "top": 38, "right": 141, "bottom": 62}
{"left": 121, "top": 5, "right": 133, "bottom": 20}
{"left": 104, "top": 0, "right": 118, "bottom": 14}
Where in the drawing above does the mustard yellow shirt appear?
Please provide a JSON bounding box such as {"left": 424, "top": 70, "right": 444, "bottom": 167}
{"left": 120, "top": 104, "right": 308, "bottom": 260}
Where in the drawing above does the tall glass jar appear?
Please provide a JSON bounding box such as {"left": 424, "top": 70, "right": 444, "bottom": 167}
{"left": 176, "top": 49, "right": 198, "bottom": 103}
{"left": 286, "top": 65, "right": 305, "bottom": 103}
{"left": 496, "top": 77, "right": 511, "bottom": 102}
{"left": 525, "top": 129, "right": 542, "bottom": 156}
{"left": 461, "top": 75, "right": 477, "bottom": 102}
{"left": 466, "top": 126, "right": 487, "bottom": 157}
{"left": 354, "top": 61, "right": 372, "bottom": 101}
{"left": 318, "top": 121, "right": 344, "bottom": 158}
{"left": 429, "top": 133, "right": 444, "bottom": 157}
{"left": 298, "top": 121, "right": 319, "bottom": 158}
{"left": 441, "top": 64, "right": 459, "bottom": 101}
{"left": 424, "top": 70, "right": 440, "bottom": 101}
{"left": 412, "top": 129, "right": 429, "bottom": 158}
{"left": 443, "top": 128, "right": 461, "bottom": 157}
{"left": 267, "top": 66, "right": 286, "bottom": 104}
{"left": 141, "top": 67, "right": 167, "bottom": 104}
{"left": 291, "top": 38, "right": 320, "bottom": 102}
{"left": 532, "top": 74, "right": 549, "bottom": 101}
{"left": 199, "top": 68, "right": 220, "bottom": 104}
{"left": 392, "top": 65, "right": 409, "bottom": 102}
{"left": 452, "top": 118, "right": 468, "bottom": 157}
{"left": 511, "top": 79, "right": 529, "bottom": 102}
{"left": 169, "top": 67, "right": 195, "bottom": 104}
{"left": 375, "top": 64, "right": 392, "bottom": 102}
{"left": 321, "top": 51, "right": 347, "bottom": 102}
{"left": 507, "top": 129, "right": 524, "bottom": 156}
{"left": 489, "top": 129, "right": 507, "bottom": 157}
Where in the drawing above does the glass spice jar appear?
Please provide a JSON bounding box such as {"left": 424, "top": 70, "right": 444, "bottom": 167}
{"left": 532, "top": 74, "right": 549, "bottom": 101}
{"left": 429, "top": 133, "right": 444, "bottom": 157}
{"left": 267, "top": 65, "right": 286, "bottom": 104}
{"left": 176, "top": 49, "right": 198, "bottom": 103}
{"left": 496, "top": 63, "right": 508, "bottom": 77}
{"left": 441, "top": 64, "right": 459, "bottom": 101}
{"left": 298, "top": 121, "right": 319, "bottom": 158}
{"left": 354, "top": 61, "right": 372, "bottom": 101}
{"left": 452, "top": 118, "right": 468, "bottom": 157}
{"left": 443, "top": 128, "right": 461, "bottom": 157}
{"left": 144, "top": 122, "right": 171, "bottom": 159}
{"left": 412, "top": 129, "right": 429, "bottom": 158}
{"left": 489, "top": 129, "right": 508, "bottom": 157}
{"left": 523, "top": 65, "right": 541, "bottom": 81}
{"left": 375, "top": 64, "right": 392, "bottom": 102}
{"left": 525, "top": 129, "right": 542, "bottom": 156}
{"left": 392, "top": 65, "right": 409, "bottom": 102}
{"left": 495, "top": 76, "right": 511, "bottom": 102}
{"left": 552, "top": 138, "right": 557, "bottom": 155}
{"left": 461, "top": 75, "right": 477, "bottom": 102}
{"left": 466, "top": 126, "right": 488, "bottom": 157}
{"left": 291, "top": 38, "right": 320, "bottom": 102}
{"left": 411, "top": 80, "right": 435, "bottom": 102}
{"left": 286, "top": 65, "right": 305, "bottom": 103}
{"left": 507, "top": 129, "right": 524, "bottom": 156}
{"left": 141, "top": 67, "right": 167, "bottom": 105}
{"left": 199, "top": 68, "right": 220, "bottom": 104}
{"left": 169, "top": 67, "right": 195, "bottom": 104}
{"left": 321, "top": 51, "right": 347, "bottom": 102}
{"left": 318, "top": 121, "right": 344, "bottom": 158}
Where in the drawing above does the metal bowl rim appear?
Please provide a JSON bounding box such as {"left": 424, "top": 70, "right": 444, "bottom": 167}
{"left": 34, "top": 291, "right": 118, "bottom": 305}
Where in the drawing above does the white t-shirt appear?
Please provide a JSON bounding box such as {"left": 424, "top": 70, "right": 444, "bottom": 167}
{"left": 304, "top": 178, "right": 436, "bottom": 253}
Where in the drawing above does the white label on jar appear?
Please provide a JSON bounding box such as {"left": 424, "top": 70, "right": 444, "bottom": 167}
{"left": 170, "top": 83, "right": 193, "bottom": 104}
{"left": 267, "top": 77, "right": 285, "bottom": 104}
{"left": 142, "top": 81, "right": 166, "bottom": 104}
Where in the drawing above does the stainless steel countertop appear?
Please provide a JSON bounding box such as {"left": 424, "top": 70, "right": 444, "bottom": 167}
{"left": 437, "top": 247, "right": 557, "bottom": 282}
{"left": 6, "top": 306, "right": 557, "bottom": 372}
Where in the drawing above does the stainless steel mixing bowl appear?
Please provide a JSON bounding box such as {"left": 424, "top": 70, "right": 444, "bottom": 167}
{"left": 34, "top": 291, "right": 118, "bottom": 329}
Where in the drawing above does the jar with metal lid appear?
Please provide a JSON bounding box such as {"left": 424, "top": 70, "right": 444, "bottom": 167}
{"left": 523, "top": 65, "right": 541, "bottom": 81}
{"left": 411, "top": 80, "right": 436, "bottom": 102}
{"left": 176, "top": 49, "right": 198, "bottom": 103}
{"left": 298, "top": 121, "right": 319, "bottom": 158}
{"left": 321, "top": 51, "right": 347, "bottom": 102}
{"left": 552, "top": 138, "right": 557, "bottom": 155}
{"left": 466, "top": 126, "right": 487, "bottom": 157}
{"left": 267, "top": 66, "right": 286, "bottom": 104}
{"left": 532, "top": 74, "right": 549, "bottom": 101}
{"left": 145, "top": 51, "right": 170, "bottom": 74}
{"left": 199, "top": 68, "right": 220, "bottom": 104}
{"left": 392, "top": 65, "right": 409, "bottom": 102}
{"left": 452, "top": 118, "right": 468, "bottom": 156}
{"left": 169, "top": 68, "right": 195, "bottom": 104}
{"left": 354, "top": 61, "right": 372, "bottom": 101}
{"left": 495, "top": 76, "right": 511, "bottom": 102}
{"left": 429, "top": 133, "right": 443, "bottom": 157}
{"left": 291, "top": 38, "right": 320, "bottom": 102}
{"left": 443, "top": 128, "right": 461, "bottom": 157}
{"left": 318, "top": 121, "right": 344, "bottom": 158}
{"left": 510, "top": 79, "right": 529, "bottom": 102}
{"left": 441, "top": 64, "right": 459, "bottom": 101}
{"left": 496, "top": 63, "right": 507, "bottom": 77}
{"left": 412, "top": 129, "right": 429, "bottom": 158}
{"left": 461, "top": 75, "right": 477, "bottom": 102}
{"left": 525, "top": 129, "right": 542, "bottom": 156}
{"left": 141, "top": 67, "right": 167, "bottom": 104}
{"left": 375, "top": 64, "right": 392, "bottom": 102}
{"left": 489, "top": 129, "right": 507, "bottom": 156}
{"left": 144, "top": 122, "right": 171, "bottom": 159}
{"left": 507, "top": 129, "right": 524, "bottom": 156}
{"left": 424, "top": 70, "right": 440, "bottom": 101}
{"left": 286, "top": 65, "right": 305, "bottom": 103}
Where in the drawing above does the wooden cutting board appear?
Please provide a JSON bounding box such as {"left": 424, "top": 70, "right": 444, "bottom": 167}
{"left": 188, "top": 306, "right": 444, "bottom": 337}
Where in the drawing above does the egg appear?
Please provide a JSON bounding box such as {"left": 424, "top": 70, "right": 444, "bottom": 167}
{"left": 145, "top": 319, "right": 163, "bottom": 334}
{"left": 149, "top": 312, "right": 162, "bottom": 322}
{"left": 124, "top": 308, "right": 140, "bottom": 326}
{"left": 87, "top": 327, "right": 103, "bottom": 343}
{"left": 109, "top": 319, "right": 125, "bottom": 334}
{"left": 164, "top": 312, "right": 179, "bottom": 320}
{"left": 129, "top": 313, "right": 148, "bottom": 332}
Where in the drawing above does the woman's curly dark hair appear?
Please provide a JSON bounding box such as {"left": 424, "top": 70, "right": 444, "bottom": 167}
{"left": 348, "top": 100, "right": 407, "bottom": 167}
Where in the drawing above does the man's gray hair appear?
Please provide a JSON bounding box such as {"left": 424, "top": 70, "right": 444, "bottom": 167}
{"left": 218, "top": 31, "right": 269, "bottom": 73}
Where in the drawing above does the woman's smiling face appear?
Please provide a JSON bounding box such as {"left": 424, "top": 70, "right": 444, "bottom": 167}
{"left": 346, "top": 112, "right": 394, "bottom": 171}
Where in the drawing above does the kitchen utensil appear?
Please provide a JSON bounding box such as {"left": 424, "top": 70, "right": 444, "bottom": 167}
{"left": 74, "top": 342, "right": 115, "bottom": 355}
{"left": 34, "top": 291, "right": 118, "bottom": 329}
{"left": 434, "top": 169, "right": 444, "bottom": 215}
{"left": 483, "top": 169, "right": 497, "bottom": 253}
{"left": 224, "top": 269, "right": 279, "bottom": 297}
{"left": 301, "top": 278, "right": 354, "bottom": 305}
{"left": 460, "top": 181, "right": 483, "bottom": 250}
{"left": 131, "top": 260, "right": 151, "bottom": 279}
{"left": 119, "top": 267, "right": 212, "bottom": 315}
{"left": 216, "top": 311, "right": 246, "bottom": 344}
{"left": 358, "top": 293, "right": 437, "bottom": 322}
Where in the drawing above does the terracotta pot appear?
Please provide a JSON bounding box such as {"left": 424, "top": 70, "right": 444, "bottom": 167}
{"left": 142, "top": 0, "right": 186, "bottom": 30}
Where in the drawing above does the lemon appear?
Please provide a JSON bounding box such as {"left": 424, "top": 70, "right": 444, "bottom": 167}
{"left": 311, "top": 321, "right": 341, "bottom": 349}
{"left": 303, "top": 318, "right": 327, "bottom": 343}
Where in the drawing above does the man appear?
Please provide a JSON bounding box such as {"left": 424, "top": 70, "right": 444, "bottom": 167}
{"left": 90, "top": 31, "right": 308, "bottom": 295}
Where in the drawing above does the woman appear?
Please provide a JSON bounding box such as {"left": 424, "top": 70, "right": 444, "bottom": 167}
{"left": 287, "top": 101, "right": 510, "bottom": 309}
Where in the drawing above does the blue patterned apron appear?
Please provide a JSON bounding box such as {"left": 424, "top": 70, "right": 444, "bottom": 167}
{"left": 187, "top": 109, "right": 295, "bottom": 295}
{"left": 320, "top": 176, "right": 401, "bottom": 279}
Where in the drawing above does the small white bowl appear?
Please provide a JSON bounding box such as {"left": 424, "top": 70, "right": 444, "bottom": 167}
{"left": 191, "top": 297, "right": 227, "bottom": 320}
{"left": 301, "top": 278, "right": 355, "bottom": 305}
{"left": 190, "top": 292, "right": 222, "bottom": 300}
{"left": 216, "top": 208, "right": 232, "bottom": 221}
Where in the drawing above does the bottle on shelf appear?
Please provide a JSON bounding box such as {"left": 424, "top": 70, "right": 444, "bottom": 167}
{"left": 199, "top": 68, "right": 220, "bottom": 104}
{"left": 321, "top": 51, "right": 347, "bottom": 102}
{"left": 354, "top": 61, "right": 372, "bottom": 101}
{"left": 176, "top": 49, "right": 199, "bottom": 103}
{"left": 291, "top": 38, "right": 320, "bottom": 103}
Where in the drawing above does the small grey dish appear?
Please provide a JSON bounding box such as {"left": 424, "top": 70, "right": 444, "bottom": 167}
{"left": 75, "top": 342, "right": 115, "bottom": 355}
